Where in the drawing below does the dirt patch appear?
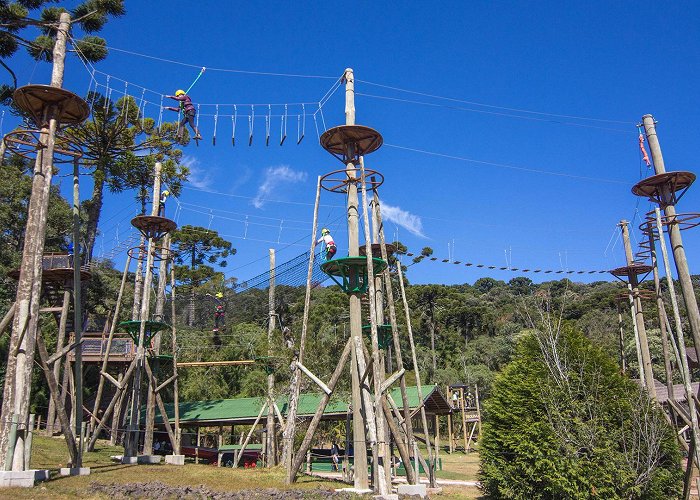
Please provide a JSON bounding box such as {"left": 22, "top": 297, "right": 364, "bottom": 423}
{"left": 88, "top": 481, "right": 356, "bottom": 499}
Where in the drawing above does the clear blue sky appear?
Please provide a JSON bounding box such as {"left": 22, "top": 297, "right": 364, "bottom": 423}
{"left": 4, "top": 1, "right": 700, "bottom": 285}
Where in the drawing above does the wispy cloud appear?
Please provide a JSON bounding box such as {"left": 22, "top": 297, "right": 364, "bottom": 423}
{"left": 252, "top": 165, "right": 307, "bottom": 208}
{"left": 382, "top": 202, "right": 425, "bottom": 237}
{"left": 182, "top": 155, "right": 212, "bottom": 189}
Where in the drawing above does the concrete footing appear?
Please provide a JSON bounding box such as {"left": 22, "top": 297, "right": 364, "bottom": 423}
{"left": 0, "top": 470, "right": 50, "bottom": 488}
{"left": 374, "top": 494, "right": 399, "bottom": 500}
{"left": 59, "top": 467, "right": 91, "bottom": 476}
{"left": 137, "top": 455, "right": 162, "bottom": 464}
{"left": 120, "top": 456, "right": 138, "bottom": 464}
{"left": 164, "top": 455, "right": 185, "bottom": 465}
{"left": 397, "top": 483, "right": 428, "bottom": 498}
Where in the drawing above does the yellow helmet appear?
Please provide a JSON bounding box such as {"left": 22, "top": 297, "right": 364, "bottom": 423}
{"left": 175, "top": 89, "right": 185, "bottom": 96}
{"left": 215, "top": 292, "right": 223, "bottom": 298}
{"left": 321, "top": 228, "right": 330, "bottom": 235}
{"left": 162, "top": 190, "right": 170, "bottom": 196}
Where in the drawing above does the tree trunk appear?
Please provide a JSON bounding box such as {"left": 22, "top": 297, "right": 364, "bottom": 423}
{"left": 84, "top": 173, "right": 105, "bottom": 261}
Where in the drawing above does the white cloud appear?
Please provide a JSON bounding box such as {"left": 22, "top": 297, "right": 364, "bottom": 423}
{"left": 382, "top": 202, "right": 425, "bottom": 237}
{"left": 252, "top": 165, "right": 307, "bottom": 208}
{"left": 182, "top": 155, "right": 212, "bottom": 189}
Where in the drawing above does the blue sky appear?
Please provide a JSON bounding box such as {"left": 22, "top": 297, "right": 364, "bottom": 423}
{"left": 4, "top": 1, "right": 700, "bottom": 285}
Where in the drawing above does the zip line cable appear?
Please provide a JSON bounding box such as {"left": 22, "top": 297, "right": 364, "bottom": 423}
{"left": 384, "top": 143, "right": 630, "bottom": 184}
{"left": 356, "top": 92, "right": 631, "bottom": 133}
{"left": 355, "top": 78, "right": 633, "bottom": 125}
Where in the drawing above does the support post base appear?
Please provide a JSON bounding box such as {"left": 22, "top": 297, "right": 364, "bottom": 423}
{"left": 164, "top": 455, "right": 185, "bottom": 465}
{"left": 59, "top": 467, "right": 91, "bottom": 476}
{"left": 397, "top": 484, "right": 428, "bottom": 498}
{"left": 0, "top": 470, "right": 50, "bottom": 488}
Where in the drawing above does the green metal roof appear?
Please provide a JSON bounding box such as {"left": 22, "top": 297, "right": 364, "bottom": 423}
{"left": 152, "top": 385, "right": 449, "bottom": 426}
{"left": 219, "top": 443, "right": 263, "bottom": 451}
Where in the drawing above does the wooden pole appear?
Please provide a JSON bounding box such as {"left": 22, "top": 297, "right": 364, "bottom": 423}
{"left": 460, "top": 388, "right": 468, "bottom": 453}
{"left": 282, "top": 176, "right": 321, "bottom": 479}
{"left": 647, "top": 223, "right": 676, "bottom": 407}
{"left": 89, "top": 255, "right": 131, "bottom": 445}
{"left": 110, "top": 371, "right": 123, "bottom": 446}
{"left": 619, "top": 220, "right": 656, "bottom": 398}
{"left": 341, "top": 67, "right": 370, "bottom": 492}
{"left": 36, "top": 331, "right": 78, "bottom": 466}
{"left": 396, "top": 255, "right": 436, "bottom": 486}
{"left": 359, "top": 158, "right": 389, "bottom": 495}
{"left": 0, "top": 12, "right": 71, "bottom": 471}
{"left": 170, "top": 265, "right": 181, "bottom": 455}
{"left": 72, "top": 157, "right": 84, "bottom": 467}
{"left": 643, "top": 115, "right": 700, "bottom": 364}
{"left": 373, "top": 185, "right": 417, "bottom": 483}
{"left": 125, "top": 162, "right": 162, "bottom": 458}
{"left": 654, "top": 208, "right": 700, "bottom": 475}
{"left": 234, "top": 402, "right": 267, "bottom": 468}
{"left": 132, "top": 239, "right": 145, "bottom": 320}
{"left": 46, "top": 292, "right": 69, "bottom": 436}
{"left": 616, "top": 302, "right": 627, "bottom": 374}
{"left": 0, "top": 303, "right": 16, "bottom": 338}
{"left": 266, "top": 248, "right": 277, "bottom": 466}
{"left": 145, "top": 234, "right": 170, "bottom": 455}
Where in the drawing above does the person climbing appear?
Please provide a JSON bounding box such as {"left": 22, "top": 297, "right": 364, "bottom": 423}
{"left": 158, "top": 190, "right": 169, "bottom": 217}
{"left": 165, "top": 90, "right": 202, "bottom": 141}
{"left": 315, "top": 228, "right": 336, "bottom": 261}
{"left": 207, "top": 291, "right": 225, "bottom": 331}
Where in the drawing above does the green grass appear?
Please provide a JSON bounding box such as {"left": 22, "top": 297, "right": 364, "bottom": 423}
{"left": 3, "top": 436, "right": 484, "bottom": 498}
{"left": 2, "top": 436, "right": 345, "bottom": 499}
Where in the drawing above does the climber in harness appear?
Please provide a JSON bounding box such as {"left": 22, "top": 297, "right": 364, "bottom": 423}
{"left": 158, "top": 190, "right": 169, "bottom": 217}
{"left": 213, "top": 292, "right": 225, "bottom": 331}
{"left": 315, "top": 228, "right": 337, "bottom": 261}
{"left": 165, "top": 90, "right": 202, "bottom": 141}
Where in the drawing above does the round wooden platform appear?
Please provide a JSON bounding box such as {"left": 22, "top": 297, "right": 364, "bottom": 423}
{"left": 3, "top": 129, "right": 83, "bottom": 162}
{"left": 319, "top": 125, "right": 383, "bottom": 161}
{"left": 131, "top": 215, "right": 177, "bottom": 240}
{"left": 632, "top": 171, "right": 696, "bottom": 205}
{"left": 320, "top": 167, "right": 384, "bottom": 193}
{"left": 13, "top": 85, "right": 89, "bottom": 128}
{"left": 609, "top": 263, "right": 653, "bottom": 278}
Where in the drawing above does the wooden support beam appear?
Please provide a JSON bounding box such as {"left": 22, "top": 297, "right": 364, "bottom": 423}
{"left": 234, "top": 401, "right": 267, "bottom": 468}
{"left": 36, "top": 331, "right": 79, "bottom": 466}
{"left": 359, "top": 356, "right": 374, "bottom": 388}
{"left": 295, "top": 362, "right": 331, "bottom": 395}
{"left": 0, "top": 302, "right": 16, "bottom": 337}
{"left": 101, "top": 371, "right": 123, "bottom": 389}
{"left": 143, "top": 360, "right": 176, "bottom": 450}
{"left": 380, "top": 368, "right": 405, "bottom": 395}
{"left": 156, "top": 374, "right": 177, "bottom": 393}
{"left": 177, "top": 360, "right": 255, "bottom": 368}
{"left": 47, "top": 338, "right": 84, "bottom": 365}
{"left": 381, "top": 397, "right": 416, "bottom": 484}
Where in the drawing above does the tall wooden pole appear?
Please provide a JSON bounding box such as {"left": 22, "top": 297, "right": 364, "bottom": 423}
{"left": 373, "top": 190, "right": 416, "bottom": 484}
{"left": 646, "top": 224, "right": 676, "bottom": 404}
{"left": 344, "top": 67, "right": 370, "bottom": 491}
{"left": 643, "top": 115, "right": 700, "bottom": 364}
{"left": 125, "top": 162, "right": 162, "bottom": 458}
{"left": 654, "top": 208, "right": 700, "bottom": 476}
{"left": 72, "top": 158, "right": 84, "bottom": 467}
{"left": 619, "top": 221, "right": 656, "bottom": 398}
{"left": 266, "top": 249, "right": 276, "bottom": 466}
{"left": 359, "top": 160, "right": 389, "bottom": 495}
{"left": 0, "top": 12, "right": 71, "bottom": 471}
{"left": 170, "top": 264, "right": 181, "bottom": 454}
{"left": 396, "top": 258, "right": 436, "bottom": 487}
{"left": 282, "top": 176, "right": 321, "bottom": 480}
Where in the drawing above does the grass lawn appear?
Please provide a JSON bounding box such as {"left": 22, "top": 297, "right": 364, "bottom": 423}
{"left": 2, "top": 436, "right": 345, "bottom": 499}
{"left": 2, "top": 436, "right": 485, "bottom": 498}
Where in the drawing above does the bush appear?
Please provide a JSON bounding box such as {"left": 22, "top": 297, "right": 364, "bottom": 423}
{"left": 480, "top": 325, "right": 682, "bottom": 499}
